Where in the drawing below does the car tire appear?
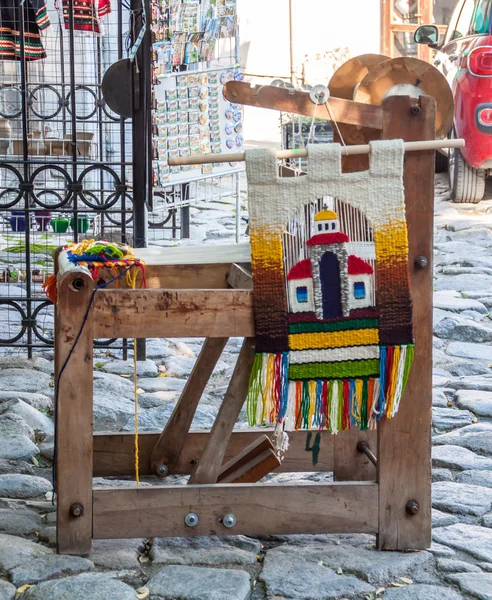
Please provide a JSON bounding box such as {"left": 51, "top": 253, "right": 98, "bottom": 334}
{"left": 449, "top": 146, "right": 486, "bottom": 203}
{"left": 435, "top": 151, "right": 449, "bottom": 173}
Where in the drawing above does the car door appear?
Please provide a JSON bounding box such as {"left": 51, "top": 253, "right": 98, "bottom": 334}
{"left": 435, "top": 0, "right": 476, "bottom": 88}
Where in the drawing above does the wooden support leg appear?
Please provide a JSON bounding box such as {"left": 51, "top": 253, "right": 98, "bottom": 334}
{"left": 377, "top": 95, "right": 434, "bottom": 550}
{"left": 189, "top": 337, "right": 256, "bottom": 484}
{"left": 56, "top": 270, "right": 94, "bottom": 555}
{"left": 150, "top": 337, "right": 228, "bottom": 472}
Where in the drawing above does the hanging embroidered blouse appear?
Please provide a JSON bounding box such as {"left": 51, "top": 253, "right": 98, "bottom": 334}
{"left": 0, "top": 0, "right": 50, "bottom": 61}
{"left": 56, "top": 0, "right": 112, "bottom": 36}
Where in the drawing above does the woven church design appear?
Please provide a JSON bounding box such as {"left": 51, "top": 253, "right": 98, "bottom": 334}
{"left": 246, "top": 140, "right": 414, "bottom": 433}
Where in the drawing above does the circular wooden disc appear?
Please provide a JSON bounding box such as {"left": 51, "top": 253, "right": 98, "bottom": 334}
{"left": 329, "top": 54, "right": 390, "bottom": 145}
{"left": 354, "top": 57, "right": 454, "bottom": 138}
{"left": 328, "top": 54, "right": 390, "bottom": 100}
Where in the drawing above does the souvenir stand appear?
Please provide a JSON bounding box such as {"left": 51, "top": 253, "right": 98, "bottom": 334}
{"left": 54, "top": 56, "right": 457, "bottom": 555}
{"left": 150, "top": 0, "right": 243, "bottom": 241}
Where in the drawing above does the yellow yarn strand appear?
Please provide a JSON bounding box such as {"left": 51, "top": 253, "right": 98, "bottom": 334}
{"left": 129, "top": 265, "right": 140, "bottom": 486}
{"left": 133, "top": 339, "right": 140, "bottom": 486}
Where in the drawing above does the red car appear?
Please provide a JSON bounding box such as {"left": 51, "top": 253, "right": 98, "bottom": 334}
{"left": 415, "top": 0, "right": 492, "bottom": 203}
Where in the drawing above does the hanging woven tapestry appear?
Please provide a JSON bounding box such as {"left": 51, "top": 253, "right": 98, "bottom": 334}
{"left": 245, "top": 140, "right": 414, "bottom": 433}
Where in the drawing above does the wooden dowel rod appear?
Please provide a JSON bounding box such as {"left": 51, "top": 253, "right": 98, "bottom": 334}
{"left": 168, "top": 138, "right": 465, "bottom": 166}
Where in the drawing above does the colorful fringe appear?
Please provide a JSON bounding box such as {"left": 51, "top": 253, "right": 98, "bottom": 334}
{"left": 246, "top": 345, "right": 414, "bottom": 432}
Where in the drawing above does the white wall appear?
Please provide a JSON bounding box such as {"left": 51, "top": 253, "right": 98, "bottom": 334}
{"left": 238, "top": 0, "right": 381, "bottom": 144}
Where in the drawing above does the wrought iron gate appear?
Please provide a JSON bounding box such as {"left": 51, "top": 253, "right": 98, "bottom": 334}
{"left": 0, "top": 1, "right": 153, "bottom": 355}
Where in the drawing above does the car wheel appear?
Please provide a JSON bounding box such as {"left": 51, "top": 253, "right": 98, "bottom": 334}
{"left": 449, "top": 145, "right": 486, "bottom": 203}
{"left": 435, "top": 151, "right": 448, "bottom": 173}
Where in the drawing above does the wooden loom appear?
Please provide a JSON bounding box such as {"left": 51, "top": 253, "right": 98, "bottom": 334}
{"left": 55, "top": 75, "right": 443, "bottom": 555}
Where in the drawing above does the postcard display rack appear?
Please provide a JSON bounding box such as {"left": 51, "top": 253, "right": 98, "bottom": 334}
{"left": 151, "top": 0, "right": 243, "bottom": 235}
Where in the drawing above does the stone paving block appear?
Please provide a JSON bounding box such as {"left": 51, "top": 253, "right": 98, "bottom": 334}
{"left": 433, "top": 524, "right": 492, "bottom": 562}
{"left": 456, "top": 390, "right": 492, "bottom": 416}
{"left": 0, "top": 400, "right": 53, "bottom": 438}
{"left": 434, "top": 316, "right": 492, "bottom": 343}
{"left": 260, "top": 550, "right": 374, "bottom": 599}
{"left": 457, "top": 470, "right": 492, "bottom": 488}
{"left": 0, "top": 507, "right": 41, "bottom": 536}
{"left": 0, "top": 533, "right": 52, "bottom": 571}
{"left": 150, "top": 536, "right": 261, "bottom": 566}
{"left": 384, "top": 584, "right": 463, "bottom": 599}
{"left": 0, "top": 435, "right": 39, "bottom": 462}
{"left": 0, "top": 369, "right": 52, "bottom": 397}
{"left": 10, "top": 554, "right": 94, "bottom": 585}
{"left": 446, "top": 572, "right": 492, "bottom": 600}
{"left": 436, "top": 558, "right": 482, "bottom": 573}
{"left": 0, "top": 392, "right": 52, "bottom": 411}
{"left": 90, "top": 538, "right": 143, "bottom": 569}
{"left": 259, "top": 542, "right": 432, "bottom": 585}
{"left": 0, "top": 579, "right": 15, "bottom": 600}
{"left": 434, "top": 422, "right": 492, "bottom": 455}
{"left": 432, "top": 445, "right": 492, "bottom": 470}
{"left": 148, "top": 565, "right": 251, "bottom": 600}
{"left": 0, "top": 475, "right": 52, "bottom": 500}
{"left": 446, "top": 342, "right": 492, "bottom": 362}
{"left": 432, "top": 509, "right": 458, "bottom": 528}
{"left": 432, "top": 407, "right": 473, "bottom": 431}
{"left": 433, "top": 291, "right": 488, "bottom": 313}
{"left": 432, "top": 481, "right": 492, "bottom": 516}
{"left": 21, "top": 573, "right": 137, "bottom": 600}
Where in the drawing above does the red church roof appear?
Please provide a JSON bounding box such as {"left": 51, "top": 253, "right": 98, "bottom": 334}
{"left": 306, "top": 232, "right": 349, "bottom": 246}
{"left": 287, "top": 258, "right": 312, "bottom": 280}
{"left": 348, "top": 255, "right": 373, "bottom": 275}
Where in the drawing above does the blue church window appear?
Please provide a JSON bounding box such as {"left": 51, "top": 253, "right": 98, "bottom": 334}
{"left": 325, "top": 223, "right": 329, "bottom": 230}
{"left": 318, "top": 223, "right": 322, "bottom": 231}
{"left": 331, "top": 222, "right": 336, "bottom": 230}
{"left": 354, "top": 281, "right": 366, "bottom": 300}
{"left": 296, "top": 286, "right": 308, "bottom": 303}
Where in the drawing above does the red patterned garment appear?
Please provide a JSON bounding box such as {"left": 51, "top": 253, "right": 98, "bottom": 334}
{"left": 56, "top": 0, "right": 111, "bottom": 35}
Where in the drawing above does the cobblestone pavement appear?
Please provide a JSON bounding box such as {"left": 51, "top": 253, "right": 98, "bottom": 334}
{"left": 0, "top": 174, "right": 492, "bottom": 598}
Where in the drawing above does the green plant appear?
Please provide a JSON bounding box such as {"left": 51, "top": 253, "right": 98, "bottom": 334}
{"left": 3, "top": 242, "right": 58, "bottom": 256}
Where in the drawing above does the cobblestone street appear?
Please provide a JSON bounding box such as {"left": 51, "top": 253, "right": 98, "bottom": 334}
{"left": 0, "top": 173, "right": 491, "bottom": 598}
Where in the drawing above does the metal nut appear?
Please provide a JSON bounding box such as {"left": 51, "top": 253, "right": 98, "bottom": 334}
{"left": 415, "top": 255, "right": 428, "bottom": 269}
{"left": 406, "top": 500, "right": 420, "bottom": 515}
{"left": 222, "top": 514, "right": 236, "bottom": 528}
{"left": 410, "top": 104, "right": 421, "bottom": 115}
{"left": 156, "top": 464, "right": 169, "bottom": 477}
{"left": 70, "top": 503, "right": 84, "bottom": 518}
{"left": 185, "top": 512, "right": 199, "bottom": 527}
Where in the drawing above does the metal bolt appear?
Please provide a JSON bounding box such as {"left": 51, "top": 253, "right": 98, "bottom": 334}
{"left": 70, "top": 503, "right": 84, "bottom": 518}
{"left": 156, "top": 464, "right": 169, "bottom": 477}
{"left": 185, "top": 512, "right": 199, "bottom": 527}
{"left": 72, "top": 278, "right": 84, "bottom": 291}
{"left": 222, "top": 514, "right": 237, "bottom": 528}
{"left": 406, "top": 500, "right": 420, "bottom": 515}
{"left": 410, "top": 104, "right": 421, "bottom": 115}
{"left": 415, "top": 255, "right": 428, "bottom": 269}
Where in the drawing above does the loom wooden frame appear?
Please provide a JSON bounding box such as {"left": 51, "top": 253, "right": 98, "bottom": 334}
{"left": 55, "top": 95, "right": 433, "bottom": 555}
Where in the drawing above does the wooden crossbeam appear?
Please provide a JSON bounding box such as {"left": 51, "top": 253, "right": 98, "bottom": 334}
{"left": 93, "top": 289, "right": 254, "bottom": 338}
{"left": 92, "top": 482, "right": 378, "bottom": 539}
{"left": 223, "top": 81, "right": 384, "bottom": 129}
{"left": 93, "top": 429, "right": 377, "bottom": 477}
